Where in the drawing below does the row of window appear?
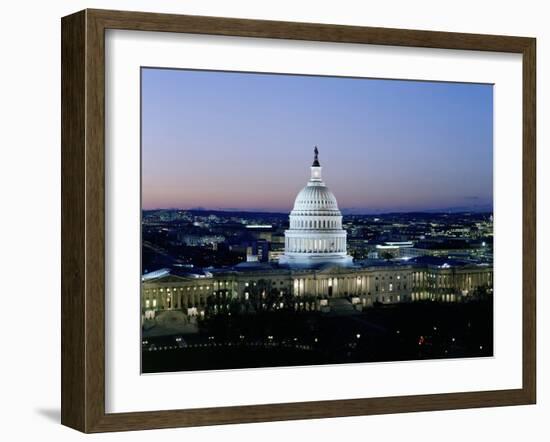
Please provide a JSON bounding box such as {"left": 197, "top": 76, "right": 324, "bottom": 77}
{"left": 143, "top": 286, "right": 480, "bottom": 311}
{"left": 143, "top": 272, "right": 491, "bottom": 296}
{"left": 375, "top": 274, "right": 405, "bottom": 280}
{"left": 374, "top": 283, "right": 407, "bottom": 292}
{"left": 144, "top": 285, "right": 211, "bottom": 294}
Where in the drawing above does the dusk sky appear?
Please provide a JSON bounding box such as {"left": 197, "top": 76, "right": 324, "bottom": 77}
{"left": 141, "top": 68, "right": 493, "bottom": 213}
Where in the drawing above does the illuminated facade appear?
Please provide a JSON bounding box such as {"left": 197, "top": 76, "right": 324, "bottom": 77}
{"left": 142, "top": 260, "right": 493, "bottom": 318}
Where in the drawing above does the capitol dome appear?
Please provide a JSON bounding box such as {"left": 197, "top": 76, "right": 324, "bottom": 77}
{"left": 292, "top": 185, "right": 339, "bottom": 212}
{"left": 279, "top": 147, "right": 353, "bottom": 268}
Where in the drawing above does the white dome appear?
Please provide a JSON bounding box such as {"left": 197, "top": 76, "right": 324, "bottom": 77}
{"left": 292, "top": 184, "right": 339, "bottom": 212}
{"left": 279, "top": 147, "right": 353, "bottom": 269}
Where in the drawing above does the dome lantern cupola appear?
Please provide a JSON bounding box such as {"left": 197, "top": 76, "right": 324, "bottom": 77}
{"left": 310, "top": 146, "right": 322, "bottom": 182}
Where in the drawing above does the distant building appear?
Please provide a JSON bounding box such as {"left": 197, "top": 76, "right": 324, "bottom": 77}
{"left": 246, "top": 225, "right": 273, "bottom": 242}
{"left": 402, "top": 239, "right": 492, "bottom": 262}
{"left": 178, "top": 233, "right": 225, "bottom": 247}
{"left": 375, "top": 241, "right": 414, "bottom": 259}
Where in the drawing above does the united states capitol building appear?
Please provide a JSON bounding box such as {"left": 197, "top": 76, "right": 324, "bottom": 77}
{"left": 142, "top": 149, "right": 493, "bottom": 318}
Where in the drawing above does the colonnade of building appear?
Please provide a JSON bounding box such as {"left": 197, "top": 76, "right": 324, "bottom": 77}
{"left": 284, "top": 233, "right": 347, "bottom": 254}
{"left": 289, "top": 216, "right": 341, "bottom": 230}
{"left": 142, "top": 264, "right": 493, "bottom": 316}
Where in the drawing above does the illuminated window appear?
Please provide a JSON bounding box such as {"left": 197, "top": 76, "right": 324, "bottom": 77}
{"left": 145, "top": 300, "right": 150, "bottom": 308}
{"left": 389, "top": 283, "right": 393, "bottom": 291}
{"left": 152, "top": 299, "right": 157, "bottom": 307}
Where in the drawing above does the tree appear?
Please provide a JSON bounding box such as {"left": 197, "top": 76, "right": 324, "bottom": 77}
{"left": 472, "top": 285, "right": 491, "bottom": 301}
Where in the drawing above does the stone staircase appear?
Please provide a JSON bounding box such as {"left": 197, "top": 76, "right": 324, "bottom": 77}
{"left": 328, "top": 298, "right": 360, "bottom": 315}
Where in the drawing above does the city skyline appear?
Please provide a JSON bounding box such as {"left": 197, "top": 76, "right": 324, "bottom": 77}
{"left": 142, "top": 68, "right": 493, "bottom": 213}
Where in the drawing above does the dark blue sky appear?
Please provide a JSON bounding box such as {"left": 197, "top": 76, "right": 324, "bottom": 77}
{"left": 142, "top": 68, "right": 493, "bottom": 213}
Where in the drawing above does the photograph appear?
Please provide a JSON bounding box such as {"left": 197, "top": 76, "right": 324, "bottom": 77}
{"left": 1, "top": 0, "right": 543, "bottom": 437}
{"left": 140, "top": 68, "right": 494, "bottom": 373}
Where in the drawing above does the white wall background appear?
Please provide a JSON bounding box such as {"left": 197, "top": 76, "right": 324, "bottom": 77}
{"left": 0, "top": 0, "right": 546, "bottom": 440}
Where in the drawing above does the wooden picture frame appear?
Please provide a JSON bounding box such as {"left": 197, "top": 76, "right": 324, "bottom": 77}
{"left": 61, "top": 8, "right": 536, "bottom": 433}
